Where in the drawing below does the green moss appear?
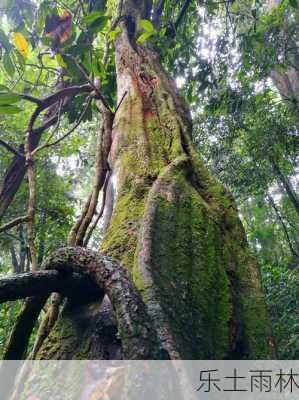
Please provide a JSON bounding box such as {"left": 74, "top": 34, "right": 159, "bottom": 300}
{"left": 32, "top": 34, "right": 274, "bottom": 362}
{"left": 233, "top": 250, "right": 274, "bottom": 358}
{"left": 222, "top": 216, "right": 275, "bottom": 358}
{"left": 108, "top": 40, "right": 271, "bottom": 359}
{"left": 187, "top": 148, "right": 275, "bottom": 358}
{"left": 102, "top": 151, "right": 274, "bottom": 359}
{"left": 101, "top": 188, "right": 148, "bottom": 270}
{"left": 37, "top": 309, "right": 80, "bottom": 360}
{"left": 139, "top": 169, "right": 231, "bottom": 358}
{"left": 38, "top": 301, "right": 103, "bottom": 360}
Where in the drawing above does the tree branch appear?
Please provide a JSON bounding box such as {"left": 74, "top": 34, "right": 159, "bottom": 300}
{"left": 60, "top": 53, "right": 111, "bottom": 110}
{"left": 32, "top": 96, "right": 92, "bottom": 156}
{"left": 83, "top": 169, "right": 112, "bottom": 246}
{"left": 24, "top": 130, "right": 38, "bottom": 270}
{"left": 0, "top": 139, "right": 24, "bottom": 157}
{"left": 36, "top": 99, "right": 63, "bottom": 148}
{"left": 68, "top": 101, "right": 113, "bottom": 246}
{"left": 3, "top": 295, "right": 48, "bottom": 360}
{"left": 0, "top": 77, "right": 73, "bottom": 223}
{"left": 267, "top": 193, "right": 298, "bottom": 257}
{"left": 28, "top": 84, "right": 93, "bottom": 133}
{"left": 174, "top": 0, "right": 192, "bottom": 29}
{"left": 0, "top": 270, "right": 102, "bottom": 303}
{"left": 153, "top": 0, "right": 166, "bottom": 28}
{"left": 39, "top": 247, "right": 166, "bottom": 359}
{"left": 1, "top": 247, "right": 167, "bottom": 360}
{"left": 0, "top": 216, "right": 29, "bottom": 234}
{"left": 114, "top": 90, "right": 127, "bottom": 115}
{"left": 19, "top": 93, "right": 43, "bottom": 106}
{"left": 32, "top": 114, "right": 59, "bottom": 135}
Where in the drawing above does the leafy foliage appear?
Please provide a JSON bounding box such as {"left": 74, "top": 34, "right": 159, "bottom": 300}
{"left": 0, "top": 0, "right": 297, "bottom": 358}
{"left": 262, "top": 264, "right": 299, "bottom": 359}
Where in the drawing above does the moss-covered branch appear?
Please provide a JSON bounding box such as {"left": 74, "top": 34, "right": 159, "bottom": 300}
{"left": 41, "top": 247, "right": 167, "bottom": 359}
{"left": 0, "top": 270, "right": 101, "bottom": 303}
{"left": 2, "top": 247, "right": 167, "bottom": 360}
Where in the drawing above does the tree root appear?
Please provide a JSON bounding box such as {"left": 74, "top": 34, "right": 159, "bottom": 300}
{"left": 1, "top": 247, "right": 167, "bottom": 360}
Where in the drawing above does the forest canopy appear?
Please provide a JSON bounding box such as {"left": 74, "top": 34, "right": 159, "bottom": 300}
{"left": 0, "top": 0, "right": 298, "bottom": 361}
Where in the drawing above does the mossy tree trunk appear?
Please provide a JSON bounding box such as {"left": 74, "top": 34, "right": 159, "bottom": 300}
{"left": 36, "top": 0, "right": 275, "bottom": 360}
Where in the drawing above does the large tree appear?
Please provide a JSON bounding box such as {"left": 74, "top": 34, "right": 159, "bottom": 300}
{"left": 0, "top": 0, "right": 275, "bottom": 362}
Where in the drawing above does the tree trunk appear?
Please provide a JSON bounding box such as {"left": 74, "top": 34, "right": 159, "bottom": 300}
{"left": 267, "top": 0, "right": 299, "bottom": 114}
{"left": 270, "top": 68, "right": 299, "bottom": 112}
{"left": 269, "top": 156, "right": 299, "bottom": 215}
{"left": 35, "top": 4, "right": 275, "bottom": 360}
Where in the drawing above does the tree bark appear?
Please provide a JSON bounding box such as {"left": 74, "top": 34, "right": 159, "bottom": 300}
{"left": 267, "top": 0, "right": 299, "bottom": 114}
{"left": 267, "top": 193, "right": 298, "bottom": 257}
{"left": 269, "top": 156, "right": 299, "bottom": 215}
{"left": 1, "top": 247, "right": 166, "bottom": 361}
{"left": 3, "top": 296, "right": 48, "bottom": 360}
{"left": 35, "top": 0, "right": 275, "bottom": 360}
{"left": 10, "top": 244, "right": 20, "bottom": 274}
{"left": 0, "top": 270, "right": 101, "bottom": 303}
{"left": 34, "top": 247, "right": 166, "bottom": 359}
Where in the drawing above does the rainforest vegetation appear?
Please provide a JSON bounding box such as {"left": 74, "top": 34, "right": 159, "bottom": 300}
{"left": 0, "top": 0, "right": 298, "bottom": 362}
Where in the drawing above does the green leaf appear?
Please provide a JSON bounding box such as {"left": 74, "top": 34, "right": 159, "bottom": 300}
{"left": 40, "top": 37, "right": 54, "bottom": 47}
{"left": 137, "top": 31, "right": 154, "bottom": 44}
{"left": 0, "top": 85, "right": 10, "bottom": 92}
{"left": 35, "top": 2, "right": 47, "bottom": 34}
{"left": 89, "top": 16, "right": 110, "bottom": 33}
{"left": 230, "top": 2, "right": 238, "bottom": 13}
{"left": 68, "top": 44, "right": 87, "bottom": 57}
{"left": 289, "top": 0, "right": 298, "bottom": 8}
{"left": 76, "top": 31, "right": 90, "bottom": 45}
{"left": 0, "top": 105, "right": 22, "bottom": 114}
{"left": 0, "top": 29, "right": 12, "bottom": 51}
{"left": 3, "top": 52, "right": 15, "bottom": 77}
{"left": 92, "top": 60, "right": 106, "bottom": 78}
{"left": 82, "top": 11, "right": 106, "bottom": 25}
{"left": 62, "top": 55, "right": 80, "bottom": 78}
{"left": 14, "top": 50, "right": 26, "bottom": 72}
{"left": 82, "top": 54, "right": 93, "bottom": 73}
{"left": 159, "top": 27, "right": 167, "bottom": 38}
{"left": 0, "top": 93, "right": 21, "bottom": 105}
{"left": 140, "top": 19, "right": 155, "bottom": 33}
{"left": 108, "top": 27, "right": 122, "bottom": 41}
{"left": 55, "top": 54, "right": 67, "bottom": 68}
